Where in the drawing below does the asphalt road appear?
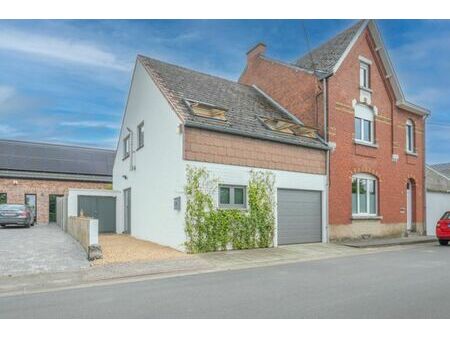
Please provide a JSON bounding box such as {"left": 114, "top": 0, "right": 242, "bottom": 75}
{"left": 1, "top": 243, "right": 449, "bottom": 318}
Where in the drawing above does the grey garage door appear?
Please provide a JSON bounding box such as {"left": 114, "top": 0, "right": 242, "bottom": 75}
{"left": 277, "top": 189, "right": 322, "bottom": 245}
{"left": 78, "top": 196, "right": 116, "bottom": 233}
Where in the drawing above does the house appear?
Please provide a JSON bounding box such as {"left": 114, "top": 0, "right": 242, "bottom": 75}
{"left": 0, "top": 139, "right": 115, "bottom": 224}
{"left": 426, "top": 164, "right": 450, "bottom": 236}
{"left": 240, "top": 19, "right": 430, "bottom": 240}
{"left": 113, "top": 55, "right": 329, "bottom": 251}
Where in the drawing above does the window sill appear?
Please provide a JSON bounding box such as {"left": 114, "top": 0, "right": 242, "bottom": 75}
{"left": 352, "top": 215, "right": 383, "bottom": 220}
{"left": 122, "top": 154, "right": 130, "bottom": 161}
{"left": 354, "top": 140, "right": 378, "bottom": 148}
{"left": 359, "top": 86, "right": 373, "bottom": 93}
{"left": 218, "top": 205, "right": 247, "bottom": 211}
{"left": 406, "top": 151, "right": 418, "bottom": 157}
{"left": 136, "top": 145, "right": 144, "bottom": 151}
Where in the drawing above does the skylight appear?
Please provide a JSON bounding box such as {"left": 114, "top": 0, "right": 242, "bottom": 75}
{"left": 259, "top": 116, "right": 318, "bottom": 139}
{"left": 186, "top": 100, "right": 227, "bottom": 121}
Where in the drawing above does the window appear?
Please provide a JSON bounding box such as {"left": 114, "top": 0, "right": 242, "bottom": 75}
{"left": 0, "top": 193, "right": 6, "bottom": 204}
{"left": 123, "top": 134, "right": 130, "bottom": 159}
{"left": 137, "top": 122, "right": 144, "bottom": 149}
{"left": 186, "top": 99, "right": 228, "bottom": 121}
{"left": 360, "top": 62, "right": 370, "bottom": 89}
{"left": 352, "top": 174, "right": 377, "bottom": 216}
{"left": 219, "top": 185, "right": 246, "bottom": 209}
{"left": 49, "top": 194, "right": 63, "bottom": 223}
{"left": 25, "top": 194, "right": 37, "bottom": 221}
{"left": 259, "top": 116, "right": 318, "bottom": 139}
{"left": 354, "top": 104, "right": 374, "bottom": 144}
{"left": 406, "top": 119, "right": 415, "bottom": 153}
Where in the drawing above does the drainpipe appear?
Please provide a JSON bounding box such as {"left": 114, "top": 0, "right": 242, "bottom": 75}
{"left": 423, "top": 114, "right": 428, "bottom": 235}
{"left": 323, "top": 77, "right": 330, "bottom": 243}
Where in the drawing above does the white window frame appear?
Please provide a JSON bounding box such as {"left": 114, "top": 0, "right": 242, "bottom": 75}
{"left": 360, "top": 62, "right": 370, "bottom": 89}
{"left": 218, "top": 185, "right": 247, "bottom": 209}
{"left": 352, "top": 173, "right": 377, "bottom": 216}
{"left": 406, "top": 119, "right": 415, "bottom": 153}
{"left": 123, "top": 134, "right": 130, "bottom": 159}
{"left": 354, "top": 104, "right": 375, "bottom": 144}
{"left": 137, "top": 121, "right": 144, "bottom": 149}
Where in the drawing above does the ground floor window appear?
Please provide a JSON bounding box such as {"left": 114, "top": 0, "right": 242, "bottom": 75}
{"left": 49, "top": 194, "right": 63, "bottom": 223}
{"left": 25, "top": 194, "right": 37, "bottom": 221}
{"left": 0, "top": 193, "right": 6, "bottom": 204}
{"left": 352, "top": 174, "right": 377, "bottom": 216}
{"left": 219, "top": 185, "right": 246, "bottom": 209}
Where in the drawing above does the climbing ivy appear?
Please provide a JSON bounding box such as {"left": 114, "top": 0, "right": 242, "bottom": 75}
{"left": 184, "top": 166, "right": 275, "bottom": 253}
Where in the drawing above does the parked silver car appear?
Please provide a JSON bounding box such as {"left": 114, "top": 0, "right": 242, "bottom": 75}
{"left": 0, "top": 204, "right": 35, "bottom": 228}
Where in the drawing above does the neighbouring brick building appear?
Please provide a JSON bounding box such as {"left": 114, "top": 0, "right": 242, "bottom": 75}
{"left": 240, "top": 20, "right": 430, "bottom": 240}
{"left": 0, "top": 140, "right": 115, "bottom": 224}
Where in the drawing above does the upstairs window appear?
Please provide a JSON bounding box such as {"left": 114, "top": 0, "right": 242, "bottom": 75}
{"left": 352, "top": 174, "right": 377, "bottom": 216}
{"left": 259, "top": 116, "right": 318, "bottom": 139}
{"left": 406, "top": 119, "right": 415, "bottom": 153}
{"left": 186, "top": 99, "right": 228, "bottom": 122}
{"left": 123, "top": 134, "right": 130, "bottom": 159}
{"left": 360, "top": 62, "right": 370, "bottom": 89}
{"left": 137, "top": 122, "right": 144, "bottom": 149}
{"left": 219, "top": 185, "right": 246, "bottom": 209}
{"left": 354, "top": 104, "right": 374, "bottom": 144}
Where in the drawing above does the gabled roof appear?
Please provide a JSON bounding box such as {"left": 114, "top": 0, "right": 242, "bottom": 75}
{"left": 138, "top": 55, "right": 328, "bottom": 150}
{"left": 426, "top": 164, "right": 450, "bottom": 193}
{"left": 294, "top": 20, "right": 367, "bottom": 74}
{"left": 293, "top": 20, "right": 429, "bottom": 116}
{"left": 0, "top": 139, "right": 115, "bottom": 178}
{"left": 430, "top": 163, "right": 450, "bottom": 180}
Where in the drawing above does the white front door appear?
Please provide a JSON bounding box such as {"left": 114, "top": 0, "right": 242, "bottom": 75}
{"left": 406, "top": 182, "right": 412, "bottom": 231}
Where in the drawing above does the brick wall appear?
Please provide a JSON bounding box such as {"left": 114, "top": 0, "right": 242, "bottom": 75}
{"left": 0, "top": 178, "right": 110, "bottom": 224}
{"left": 327, "top": 28, "right": 425, "bottom": 237}
{"left": 184, "top": 127, "right": 326, "bottom": 175}
{"left": 239, "top": 48, "right": 323, "bottom": 132}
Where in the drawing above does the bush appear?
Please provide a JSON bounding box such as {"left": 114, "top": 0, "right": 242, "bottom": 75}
{"left": 184, "top": 166, "right": 275, "bottom": 253}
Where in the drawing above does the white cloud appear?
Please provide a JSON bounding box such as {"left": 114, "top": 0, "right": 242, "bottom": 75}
{"left": 0, "top": 124, "right": 23, "bottom": 137}
{"left": 0, "top": 85, "right": 15, "bottom": 103}
{"left": 0, "top": 29, "right": 129, "bottom": 71}
{"left": 60, "top": 120, "right": 118, "bottom": 129}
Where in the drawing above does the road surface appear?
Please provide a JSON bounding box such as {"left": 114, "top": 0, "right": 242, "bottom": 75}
{"left": 0, "top": 243, "right": 448, "bottom": 318}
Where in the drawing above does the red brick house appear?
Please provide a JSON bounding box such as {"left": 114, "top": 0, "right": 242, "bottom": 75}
{"left": 240, "top": 20, "right": 430, "bottom": 240}
{"left": 0, "top": 140, "right": 114, "bottom": 224}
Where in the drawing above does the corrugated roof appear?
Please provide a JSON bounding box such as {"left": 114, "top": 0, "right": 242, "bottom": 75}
{"left": 138, "top": 55, "right": 327, "bottom": 150}
{"left": 294, "top": 20, "right": 367, "bottom": 73}
{"left": 0, "top": 139, "right": 115, "bottom": 177}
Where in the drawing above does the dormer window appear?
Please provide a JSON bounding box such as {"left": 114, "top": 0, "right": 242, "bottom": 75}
{"left": 186, "top": 99, "right": 227, "bottom": 122}
{"left": 360, "top": 62, "right": 370, "bottom": 89}
{"left": 259, "top": 116, "right": 318, "bottom": 139}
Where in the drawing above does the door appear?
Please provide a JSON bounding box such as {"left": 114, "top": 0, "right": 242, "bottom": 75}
{"left": 406, "top": 181, "right": 412, "bottom": 231}
{"left": 49, "top": 194, "right": 63, "bottom": 223}
{"left": 25, "top": 194, "right": 37, "bottom": 222}
{"left": 277, "top": 189, "right": 322, "bottom": 245}
{"left": 123, "top": 188, "right": 131, "bottom": 234}
{"left": 78, "top": 196, "right": 116, "bottom": 233}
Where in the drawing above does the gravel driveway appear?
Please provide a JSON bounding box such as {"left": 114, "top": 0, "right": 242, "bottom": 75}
{"left": 0, "top": 223, "right": 89, "bottom": 276}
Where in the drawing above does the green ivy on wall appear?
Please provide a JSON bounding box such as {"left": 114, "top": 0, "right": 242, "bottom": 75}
{"left": 184, "top": 166, "right": 275, "bottom": 253}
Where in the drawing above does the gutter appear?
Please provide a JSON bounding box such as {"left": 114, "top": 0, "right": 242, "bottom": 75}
{"left": 0, "top": 169, "right": 112, "bottom": 183}
{"left": 183, "top": 120, "right": 329, "bottom": 151}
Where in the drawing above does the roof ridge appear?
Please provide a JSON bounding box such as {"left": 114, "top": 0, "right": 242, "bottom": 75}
{"left": 0, "top": 138, "right": 115, "bottom": 152}
{"left": 137, "top": 54, "right": 256, "bottom": 91}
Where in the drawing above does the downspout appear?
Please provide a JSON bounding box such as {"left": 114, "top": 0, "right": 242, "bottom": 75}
{"left": 423, "top": 114, "right": 428, "bottom": 235}
{"left": 323, "top": 77, "right": 330, "bottom": 242}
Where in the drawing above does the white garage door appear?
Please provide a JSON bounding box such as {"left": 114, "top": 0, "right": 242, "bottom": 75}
{"left": 277, "top": 189, "right": 322, "bottom": 245}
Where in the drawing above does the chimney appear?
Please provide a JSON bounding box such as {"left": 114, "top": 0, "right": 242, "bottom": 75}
{"left": 246, "top": 42, "right": 266, "bottom": 61}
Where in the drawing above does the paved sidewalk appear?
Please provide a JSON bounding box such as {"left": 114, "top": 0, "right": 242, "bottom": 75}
{"left": 0, "top": 241, "right": 426, "bottom": 296}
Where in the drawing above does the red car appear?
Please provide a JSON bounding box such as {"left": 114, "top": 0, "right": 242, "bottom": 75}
{"left": 436, "top": 211, "right": 450, "bottom": 246}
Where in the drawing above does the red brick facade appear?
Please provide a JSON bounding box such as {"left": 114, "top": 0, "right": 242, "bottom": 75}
{"left": 240, "top": 28, "right": 426, "bottom": 239}
{"left": 0, "top": 178, "right": 110, "bottom": 224}
{"left": 184, "top": 127, "right": 326, "bottom": 175}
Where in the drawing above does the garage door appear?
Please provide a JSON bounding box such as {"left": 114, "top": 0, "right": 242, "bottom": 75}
{"left": 78, "top": 196, "right": 116, "bottom": 233}
{"left": 277, "top": 189, "right": 322, "bottom": 245}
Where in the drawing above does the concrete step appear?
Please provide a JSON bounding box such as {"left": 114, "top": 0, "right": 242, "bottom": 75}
{"left": 341, "top": 236, "right": 437, "bottom": 248}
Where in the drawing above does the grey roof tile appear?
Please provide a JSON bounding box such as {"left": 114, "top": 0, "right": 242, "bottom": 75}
{"left": 138, "top": 55, "right": 327, "bottom": 150}
{"left": 0, "top": 140, "right": 115, "bottom": 177}
{"left": 430, "top": 163, "right": 450, "bottom": 179}
{"left": 294, "top": 20, "right": 367, "bottom": 73}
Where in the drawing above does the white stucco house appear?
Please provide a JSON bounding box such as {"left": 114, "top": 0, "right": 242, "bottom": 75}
{"left": 426, "top": 164, "right": 450, "bottom": 236}
{"left": 113, "top": 55, "right": 330, "bottom": 251}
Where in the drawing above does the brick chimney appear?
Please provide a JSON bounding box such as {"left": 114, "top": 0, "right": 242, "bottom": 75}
{"left": 246, "top": 42, "right": 266, "bottom": 62}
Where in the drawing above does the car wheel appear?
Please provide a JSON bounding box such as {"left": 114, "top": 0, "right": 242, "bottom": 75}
{"left": 439, "top": 240, "right": 449, "bottom": 246}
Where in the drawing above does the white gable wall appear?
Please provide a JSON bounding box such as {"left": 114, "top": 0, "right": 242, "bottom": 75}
{"left": 113, "top": 61, "right": 186, "bottom": 250}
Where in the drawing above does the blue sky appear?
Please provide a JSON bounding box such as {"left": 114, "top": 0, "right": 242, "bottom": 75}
{"left": 0, "top": 19, "right": 448, "bottom": 163}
